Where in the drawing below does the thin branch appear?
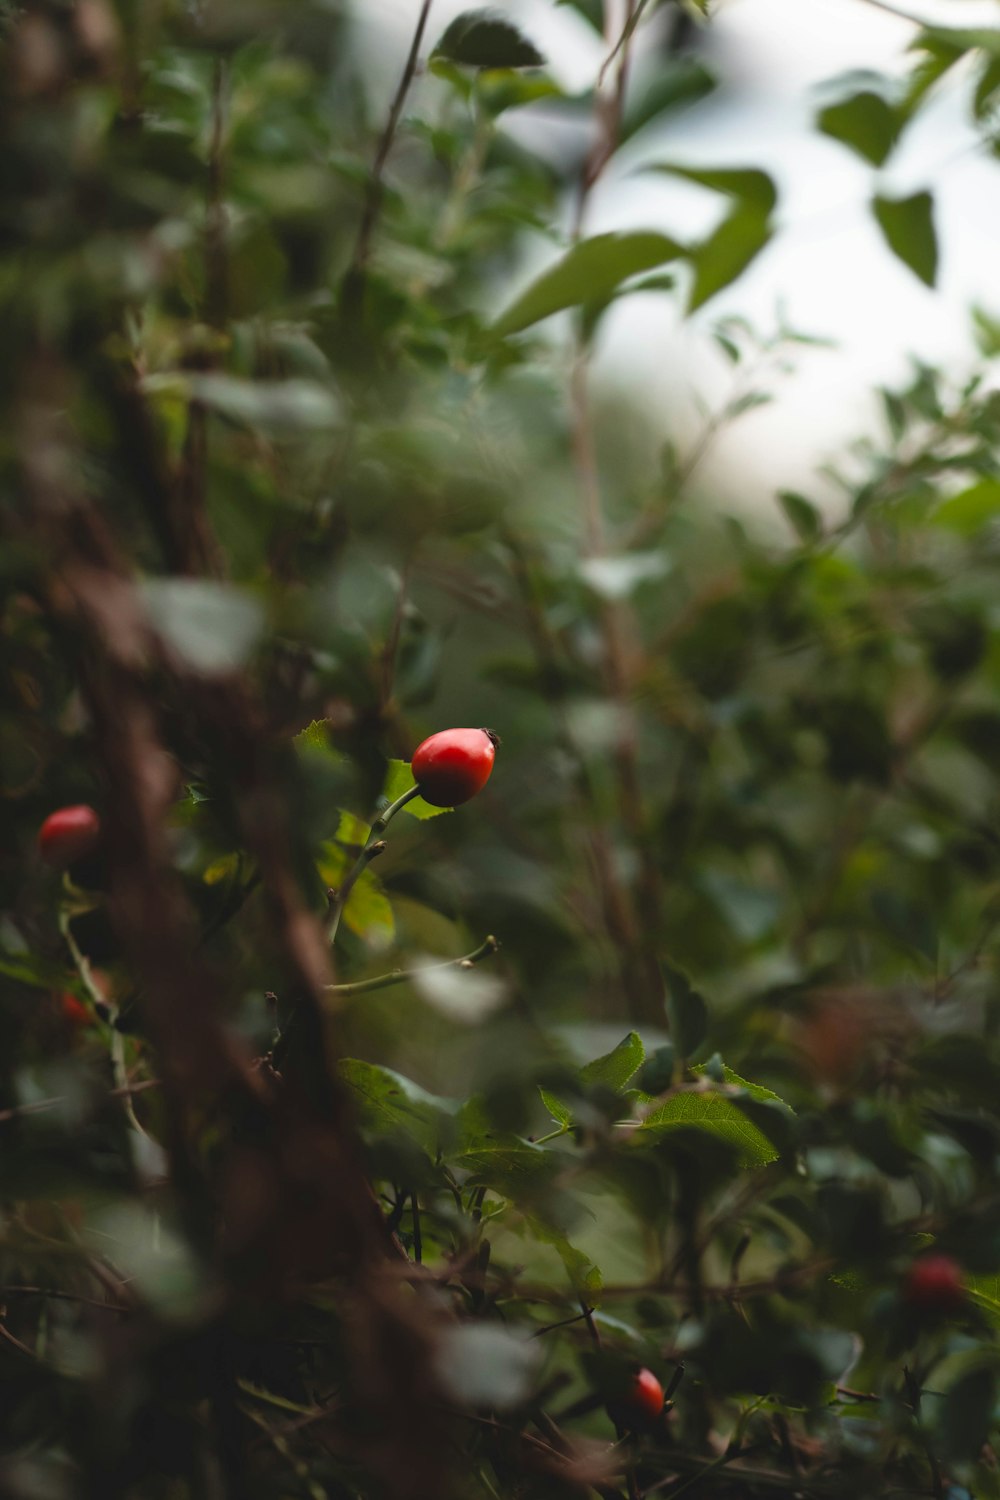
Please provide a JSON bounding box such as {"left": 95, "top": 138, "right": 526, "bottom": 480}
{"left": 353, "top": 0, "right": 435, "bottom": 273}
{"left": 0, "top": 1077, "right": 162, "bottom": 1127}
{"left": 1, "top": 1285, "right": 130, "bottom": 1314}
{"left": 325, "top": 784, "right": 420, "bottom": 944}
{"left": 853, "top": 0, "right": 928, "bottom": 27}
{"left": 325, "top": 934, "right": 499, "bottom": 999}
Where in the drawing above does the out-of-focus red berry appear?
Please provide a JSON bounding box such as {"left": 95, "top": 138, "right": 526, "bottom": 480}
{"left": 903, "top": 1254, "right": 965, "bottom": 1313}
{"left": 38, "top": 805, "right": 101, "bottom": 868}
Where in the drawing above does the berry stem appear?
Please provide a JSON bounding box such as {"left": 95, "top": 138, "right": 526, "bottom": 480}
{"left": 325, "top": 784, "right": 421, "bottom": 946}
{"left": 372, "top": 783, "right": 421, "bottom": 832}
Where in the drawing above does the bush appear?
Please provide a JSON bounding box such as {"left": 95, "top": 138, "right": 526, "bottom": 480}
{"left": 4, "top": 3, "right": 1000, "bottom": 1497}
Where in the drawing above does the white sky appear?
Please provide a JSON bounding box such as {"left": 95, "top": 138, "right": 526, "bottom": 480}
{"left": 361, "top": 0, "right": 1000, "bottom": 510}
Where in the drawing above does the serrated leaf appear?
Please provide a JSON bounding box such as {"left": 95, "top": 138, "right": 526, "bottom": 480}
{"left": 539, "top": 1088, "right": 573, "bottom": 1129}
{"left": 817, "top": 90, "right": 900, "bottom": 166}
{"left": 494, "top": 231, "right": 684, "bottom": 336}
{"left": 339, "top": 1059, "right": 456, "bottom": 1153}
{"left": 294, "top": 718, "right": 342, "bottom": 756}
{"left": 452, "top": 1137, "right": 552, "bottom": 1181}
{"left": 873, "top": 191, "right": 938, "bottom": 287}
{"left": 580, "top": 1031, "right": 645, "bottom": 1092}
{"left": 690, "top": 1062, "right": 793, "bottom": 1112}
{"left": 381, "top": 758, "right": 451, "bottom": 819}
{"left": 433, "top": 10, "right": 545, "bottom": 69}
{"left": 638, "top": 1087, "right": 780, "bottom": 1166}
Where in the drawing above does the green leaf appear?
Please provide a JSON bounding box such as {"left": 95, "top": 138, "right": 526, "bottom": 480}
{"left": 530, "top": 1218, "right": 603, "bottom": 1300}
{"left": 873, "top": 191, "right": 938, "bottom": 287}
{"left": 817, "top": 90, "right": 900, "bottom": 166}
{"left": 933, "top": 479, "right": 1000, "bottom": 536}
{"left": 646, "top": 164, "right": 777, "bottom": 215}
{"left": 555, "top": 0, "right": 603, "bottom": 29}
{"left": 638, "top": 1087, "right": 781, "bottom": 1166}
{"left": 142, "top": 373, "right": 341, "bottom": 434}
{"left": 687, "top": 204, "right": 772, "bottom": 312}
{"left": 777, "top": 490, "right": 822, "bottom": 543}
{"left": 317, "top": 842, "right": 395, "bottom": 949}
{"left": 689, "top": 1062, "right": 792, "bottom": 1111}
{"left": 294, "top": 719, "right": 344, "bottom": 757}
{"left": 663, "top": 964, "right": 708, "bottom": 1060}
{"left": 0, "top": 950, "right": 69, "bottom": 990}
{"left": 494, "top": 231, "right": 684, "bottom": 336}
{"left": 579, "top": 1031, "right": 645, "bottom": 1092}
{"left": 966, "top": 1273, "right": 1000, "bottom": 1329}
{"left": 621, "top": 60, "right": 716, "bottom": 143}
{"left": 339, "top": 1059, "right": 456, "bottom": 1153}
{"left": 381, "top": 759, "right": 451, "bottom": 819}
{"left": 433, "top": 11, "right": 545, "bottom": 69}
{"left": 636, "top": 162, "right": 778, "bottom": 310}
{"left": 538, "top": 1087, "right": 573, "bottom": 1129}
{"left": 452, "top": 1136, "right": 552, "bottom": 1182}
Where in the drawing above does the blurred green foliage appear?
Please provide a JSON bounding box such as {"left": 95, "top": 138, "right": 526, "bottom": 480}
{"left": 4, "top": 2, "right": 1000, "bottom": 1498}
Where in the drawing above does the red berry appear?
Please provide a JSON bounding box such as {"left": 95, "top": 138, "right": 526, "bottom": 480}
{"left": 38, "top": 805, "right": 101, "bottom": 868}
{"left": 903, "top": 1254, "right": 965, "bottom": 1313}
{"left": 626, "top": 1368, "right": 665, "bottom": 1424}
{"left": 58, "top": 992, "right": 90, "bottom": 1028}
{"left": 410, "top": 728, "right": 497, "bottom": 809}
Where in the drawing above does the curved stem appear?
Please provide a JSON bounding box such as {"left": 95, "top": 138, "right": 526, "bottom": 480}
{"left": 326, "top": 784, "right": 421, "bottom": 946}
{"left": 325, "top": 934, "right": 499, "bottom": 1002}
{"left": 372, "top": 782, "right": 421, "bottom": 832}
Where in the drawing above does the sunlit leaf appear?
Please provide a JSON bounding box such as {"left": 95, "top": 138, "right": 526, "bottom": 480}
{"left": 494, "top": 232, "right": 684, "bottom": 336}
{"left": 873, "top": 191, "right": 938, "bottom": 287}
{"left": 817, "top": 89, "right": 900, "bottom": 166}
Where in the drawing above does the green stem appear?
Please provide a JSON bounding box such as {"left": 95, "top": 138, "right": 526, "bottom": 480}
{"left": 533, "top": 1123, "right": 571, "bottom": 1147}
{"left": 58, "top": 906, "right": 153, "bottom": 1151}
{"left": 325, "top": 784, "right": 421, "bottom": 946}
{"left": 372, "top": 782, "right": 421, "bottom": 832}
{"left": 326, "top": 934, "right": 499, "bottom": 1000}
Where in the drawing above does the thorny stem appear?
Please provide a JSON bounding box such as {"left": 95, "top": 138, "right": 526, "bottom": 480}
{"left": 353, "top": 0, "right": 435, "bottom": 274}
{"left": 325, "top": 934, "right": 499, "bottom": 1001}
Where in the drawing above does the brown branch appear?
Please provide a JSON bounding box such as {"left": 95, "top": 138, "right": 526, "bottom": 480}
{"left": 353, "top": 0, "right": 435, "bottom": 274}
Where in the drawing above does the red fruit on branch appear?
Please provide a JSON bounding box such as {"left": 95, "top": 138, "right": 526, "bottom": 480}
{"left": 903, "top": 1253, "right": 965, "bottom": 1313}
{"left": 410, "top": 728, "right": 497, "bottom": 808}
{"left": 38, "top": 805, "right": 101, "bottom": 868}
{"left": 626, "top": 1367, "right": 665, "bottom": 1423}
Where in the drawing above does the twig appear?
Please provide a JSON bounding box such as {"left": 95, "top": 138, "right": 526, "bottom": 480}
{"left": 325, "top": 784, "right": 420, "bottom": 944}
{"left": 853, "top": 0, "right": 928, "bottom": 26}
{"left": 325, "top": 934, "right": 499, "bottom": 1000}
{"left": 1, "top": 1285, "right": 130, "bottom": 1313}
{"left": 353, "top": 0, "right": 435, "bottom": 273}
{"left": 0, "top": 1077, "right": 162, "bottom": 1127}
